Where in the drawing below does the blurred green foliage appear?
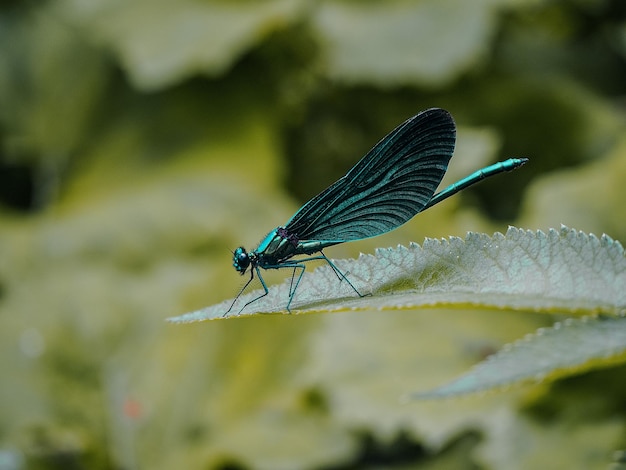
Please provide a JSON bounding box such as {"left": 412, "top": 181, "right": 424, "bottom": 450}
{"left": 1, "top": 0, "right": 626, "bottom": 469}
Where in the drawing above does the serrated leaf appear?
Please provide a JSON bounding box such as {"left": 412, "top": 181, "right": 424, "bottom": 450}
{"left": 169, "top": 226, "right": 626, "bottom": 322}
{"left": 417, "top": 314, "right": 626, "bottom": 398}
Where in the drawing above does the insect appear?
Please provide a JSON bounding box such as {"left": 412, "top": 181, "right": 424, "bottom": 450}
{"left": 227, "top": 108, "right": 527, "bottom": 315}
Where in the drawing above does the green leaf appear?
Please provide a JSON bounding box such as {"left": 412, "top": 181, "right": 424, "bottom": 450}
{"left": 59, "top": 0, "right": 304, "bottom": 90}
{"left": 417, "top": 314, "right": 626, "bottom": 398}
{"left": 312, "top": 0, "right": 518, "bottom": 87}
{"left": 169, "top": 226, "right": 626, "bottom": 322}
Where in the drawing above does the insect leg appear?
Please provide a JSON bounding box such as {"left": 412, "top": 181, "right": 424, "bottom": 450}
{"left": 289, "top": 253, "right": 367, "bottom": 299}
{"left": 223, "top": 265, "right": 270, "bottom": 317}
{"left": 224, "top": 267, "right": 255, "bottom": 317}
{"left": 284, "top": 263, "right": 306, "bottom": 313}
{"left": 318, "top": 251, "right": 367, "bottom": 298}
{"left": 231, "top": 254, "right": 366, "bottom": 315}
{"left": 236, "top": 265, "right": 272, "bottom": 314}
{"left": 288, "top": 266, "right": 298, "bottom": 299}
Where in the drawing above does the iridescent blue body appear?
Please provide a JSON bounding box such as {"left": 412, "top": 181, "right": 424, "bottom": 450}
{"left": 227, "top": 108, "right": 527, "bottom": 316}
{"left": 233, "top": 227, "right": 340, "bottom": 272}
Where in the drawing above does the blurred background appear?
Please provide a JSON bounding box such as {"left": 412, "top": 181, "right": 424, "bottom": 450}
{"left": 1, "top": 0, "right": 626, "bottom": 469}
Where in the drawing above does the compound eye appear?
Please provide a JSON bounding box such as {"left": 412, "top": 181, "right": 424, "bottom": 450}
{"left": 233, "top": 247, "right": 250, "bottom": 272}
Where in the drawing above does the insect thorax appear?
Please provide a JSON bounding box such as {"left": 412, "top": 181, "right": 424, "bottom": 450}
{"left": 250, "top": 227, "right": 301, "bottom": 266}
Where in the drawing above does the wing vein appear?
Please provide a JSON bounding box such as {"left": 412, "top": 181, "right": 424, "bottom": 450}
{"left": 285, "top": 108, "right": 456, "bottom": 242}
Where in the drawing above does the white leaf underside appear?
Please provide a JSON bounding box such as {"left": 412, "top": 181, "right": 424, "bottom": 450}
{"left": 170, "top": 226, "right": 626, "bottom": 323}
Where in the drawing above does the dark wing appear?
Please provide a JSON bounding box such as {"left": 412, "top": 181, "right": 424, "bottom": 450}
{"left": 284, "top": 108, "right": 456, "bottom": 242}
